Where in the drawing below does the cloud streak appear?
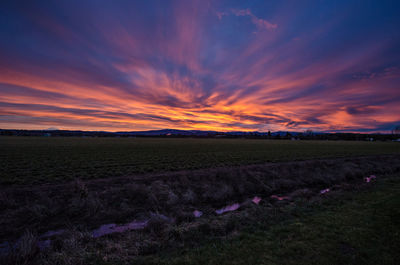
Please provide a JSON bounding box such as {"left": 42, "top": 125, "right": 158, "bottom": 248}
{"left": 231, "top": 8, "right": 277, "bottom": 30}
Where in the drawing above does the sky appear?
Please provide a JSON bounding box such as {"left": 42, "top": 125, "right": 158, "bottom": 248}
{"left": 0, "top": 0, "right": 399, "bottom": 133}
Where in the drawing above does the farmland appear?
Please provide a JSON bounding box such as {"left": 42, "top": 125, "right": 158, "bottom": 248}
{"left": 0, "top": 136, "right": 400, "bottom": 264}
{"left": 1, "top": 136, "right": 400, "bottom": 185}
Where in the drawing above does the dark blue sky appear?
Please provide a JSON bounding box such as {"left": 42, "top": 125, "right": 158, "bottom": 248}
{"left": 0, "top": 0, "right": 399, "bottom": 132}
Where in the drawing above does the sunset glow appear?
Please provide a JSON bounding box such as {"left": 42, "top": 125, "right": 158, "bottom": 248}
{"left": 1, "top": 0, "right": 399, "bottom": 132}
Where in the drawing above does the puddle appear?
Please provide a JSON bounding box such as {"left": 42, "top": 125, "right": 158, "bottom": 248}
{"left": 320, "top": 188, "right": 330, "bottom": 194}
{"left": 270, "top": 195, "right": 290, "bottom": 201}
{"left": 215, "top": 203, "right": 240, "bottom": 215}
{"left": 92, "top": 220, "right": 148, "bottom": 238}
{"left": 151, "top": 213, "right": 175, "bottom": 223}
{"left": 91, "top": 213, "right": 176, "bottom": 238}
{"left": 364, "top": 175, "right": 376, "bottom": 183}
{"left": 37, "top": 239, "right": 51, "bottom": 250}
{"left": 252, "top": 196, "right": 262, "bottom": 205}
{"left": 193, "top": 210, "right": 203, "bottom": 218}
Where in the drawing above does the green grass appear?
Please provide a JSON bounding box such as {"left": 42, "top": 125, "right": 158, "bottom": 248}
{"left": 1, "top": 137, "right": 399, "bottom": 184}
{"left": 140, "top": 178, "right": 400, "bottom": 265}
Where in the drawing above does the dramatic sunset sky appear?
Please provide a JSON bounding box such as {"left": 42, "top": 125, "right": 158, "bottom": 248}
{"left": 0, "top": 0, "right": 399, "bottom": 132}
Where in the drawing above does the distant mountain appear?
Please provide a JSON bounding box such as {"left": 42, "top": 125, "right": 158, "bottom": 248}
{"left": 116, "top": 129, "right": 312, "bottom": 137}
{"left": 44, "top": 127, "right": 59, "bottom": 131}
{"left": 117, "top": 129, "right": 219, "bottom": 136}
{"left": 0, "top": 128, "right": 317, "bottom": 137}
{"left": 271, "top": 131, "right": 301, "bottom": 136}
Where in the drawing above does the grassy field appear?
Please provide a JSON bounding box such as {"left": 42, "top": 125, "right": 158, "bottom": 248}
{"left": 141, "top": 177, "right": 400, "bottom": 265}
{"left": 1, "top": 136, "right": 399, "bottom": 184}
{"left": 0, "top": 136, "right": 399, "bottom": 264}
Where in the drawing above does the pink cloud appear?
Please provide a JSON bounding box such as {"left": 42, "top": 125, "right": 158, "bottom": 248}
{"left": 231, "top": 9, "right": 252, "bottom": 16}
{"left": 216, "top": 11, "right": 228, "bottom": 20}
{"left": 231, "top": 8, "right": 277, "bottom": 30}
